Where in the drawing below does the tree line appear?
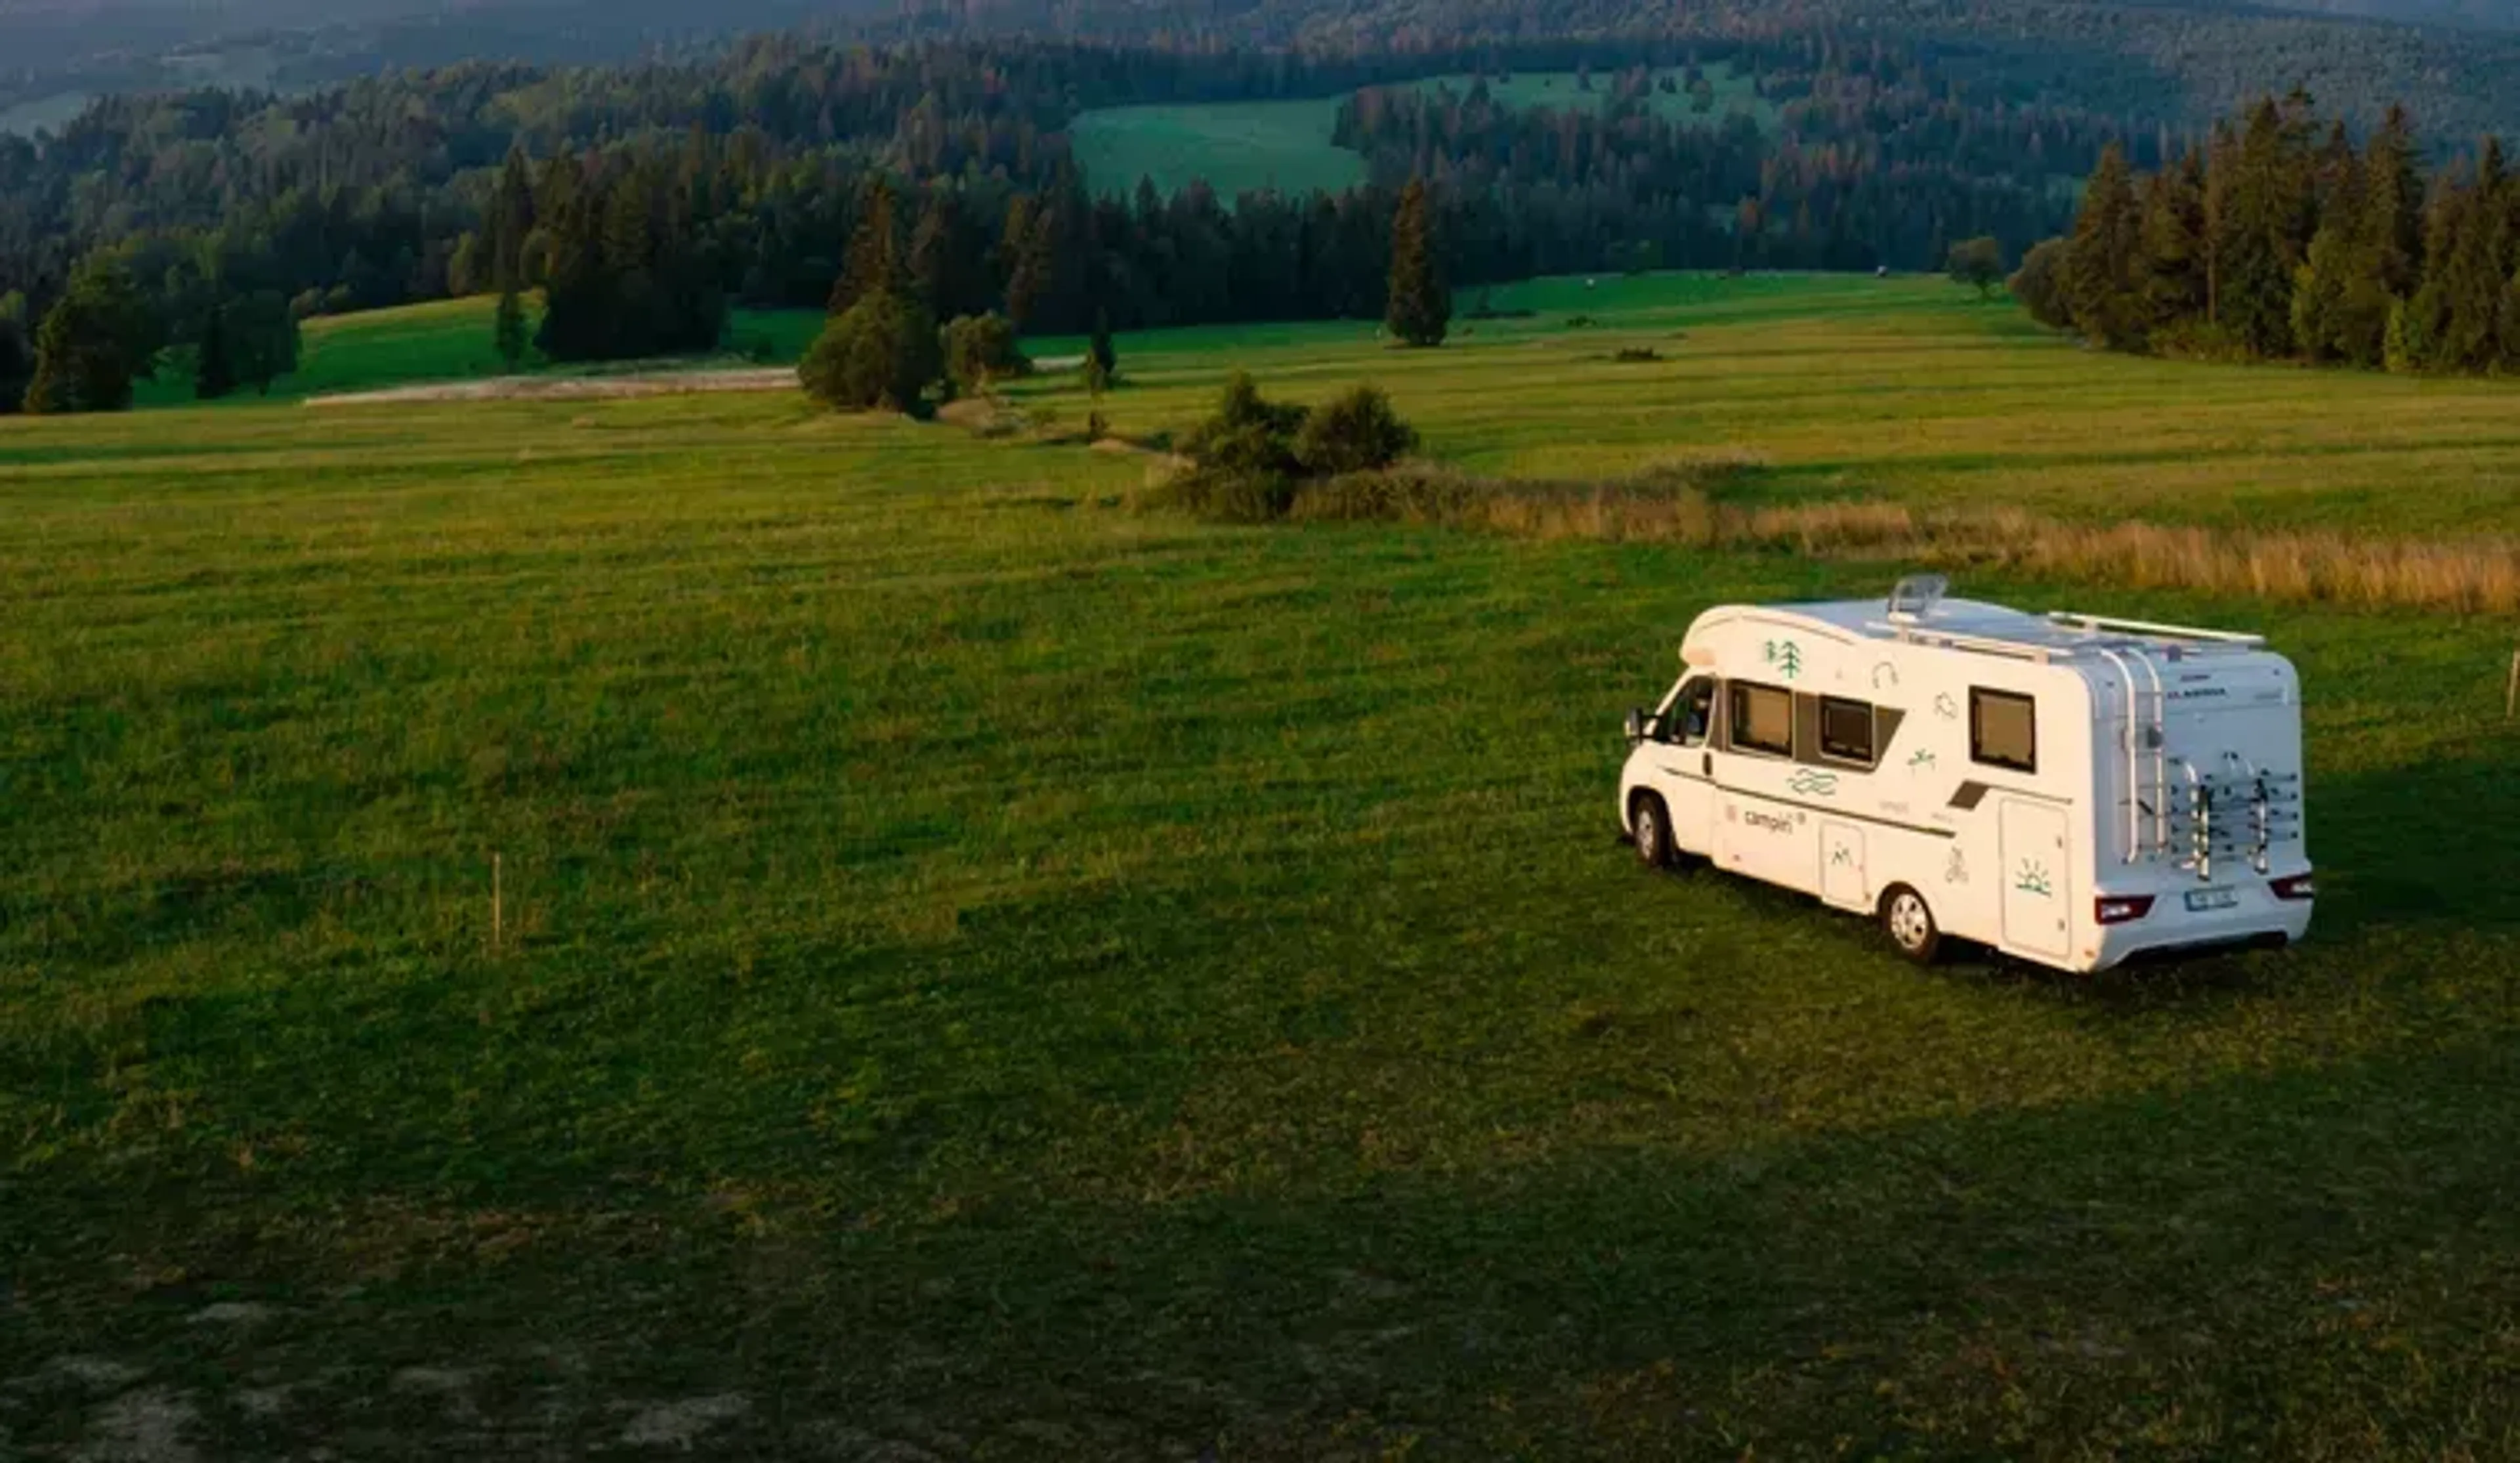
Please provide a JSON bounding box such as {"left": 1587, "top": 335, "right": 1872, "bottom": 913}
{"left": 2014, "top": 93, "right": 2520, "bottom": 375}
{"left": 0, "top": 26, "right": 2250, "bottom": 412}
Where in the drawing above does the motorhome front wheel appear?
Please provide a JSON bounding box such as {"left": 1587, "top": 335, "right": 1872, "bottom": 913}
{"left": 1631, "top": 793, "right": 1671, "bottom": 868}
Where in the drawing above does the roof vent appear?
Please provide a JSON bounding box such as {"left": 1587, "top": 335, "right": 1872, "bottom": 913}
{"left": 1885, "top": 574, "right": 1950, "bottom": 624}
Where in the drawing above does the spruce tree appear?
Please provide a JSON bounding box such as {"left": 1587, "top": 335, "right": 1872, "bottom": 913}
{"left": 1384, "top": 178, "right": 1450, "bottom": 347}
{"left": 0, "top": 291, "right": 32, "bottom": 414}
{"left": 194, "top": 303, "right": 236, "bottom": 400}
{"left": 230, "top": 291, "right": 297, "bottom": 394}
{"left": 489, "top": 147, "right": 539, "bottom": 292}
{"left": 22, "top": 255, "right": 154, "bottom": 414}
{"left": 1087, "top": 306, "right": 1118, "bottom": 389}
{"left": 2138, "top": 151, "right": 2209, "bottom": 329}
{"left": 2214, "top": 97, "right": 2313, "bottom": 357}
{"left": 2438, "top": 141, "right": 2510, "bottom": 371}
{"left": 2362, "top": 105, "right": 2426, "bottom": 298}
{"left": 831, "top": 177, "right": 902, "bottom": 318}
{"left": 908, "top": 189, "right": 968, "bottom": 319}
{"left": 2064, "top": 144, "right": 2144, "bottom": 349}
{"left": 495, "top": 286, "right": 528, "bottom": 371}
{"left": 1001, "top": 196, "right": 1058, "bottom": 331}
{"left": 2290, "top": 139, "right": 2366, "bottom": 363}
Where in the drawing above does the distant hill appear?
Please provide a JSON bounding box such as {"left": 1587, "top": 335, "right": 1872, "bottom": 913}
{"left": 14, "top": 0, "right": 2520, "bottom": 142}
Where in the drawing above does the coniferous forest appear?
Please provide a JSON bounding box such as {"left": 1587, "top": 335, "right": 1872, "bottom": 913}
{"left": 2020, "top": 93, "right": 2520, "bottom": 376}
{"left": 14, "top": 20, "right": 2520, "bottom": 409}
{"left": 0, "top": 30, "right": 2139, "bottom": 409}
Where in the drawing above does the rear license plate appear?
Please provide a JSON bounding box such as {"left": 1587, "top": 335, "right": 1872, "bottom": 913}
{"left": 2185, "top": 887, "right": 2240, "bottom": 912}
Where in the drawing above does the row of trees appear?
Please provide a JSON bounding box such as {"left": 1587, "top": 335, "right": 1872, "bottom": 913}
{"left": 794, "top": 170, "right": 1448, "bottom": 415}
{"left": 7, "top": 256, "right": 301, "bottom": 412}
{"left": 2018, "top": 94, "right": 2520, "bottom": 375}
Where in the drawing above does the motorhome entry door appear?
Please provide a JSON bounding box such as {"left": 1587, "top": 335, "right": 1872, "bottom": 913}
{"left": 1999, "top": 799, "right": 2070, "bottom": 959}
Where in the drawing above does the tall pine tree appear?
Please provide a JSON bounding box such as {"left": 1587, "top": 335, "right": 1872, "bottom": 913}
{"left": 1384, "top": 178, "right": 1449, "bottom": 348}
{"left": 2436, "top": 140, "right": 2510, "bottom": 371}
{"left": 2213, "top": 96, "right": 2315, "bottom": 357}
{"left": 495, "top": 286, "right": 527, "bottom": 371}
{"left": 1001, "top": 195, "right": 1053, "bottom": 331}
{"left": 908, "top": 188, "right": 976, "bottom": 320}
{"left": 194, "top": 303, "right": 236, "bottom": 400}
{"left": 2065, "top": 144, "right": 2144, "bottom": 349}
{"left": 2138, "top": 150, "right": 2208, "bottom": 330}
{"left": 830, "top": 177, "right": 902, "bottom": 318}
{"left": 22, "top": 254, "right": 154, "bottom": 415}
{"left": 488, "top": 147, "right": 538, "bottom": 293}
{"left": 2361, "top": 105, "right": 2426, "bottom": 299}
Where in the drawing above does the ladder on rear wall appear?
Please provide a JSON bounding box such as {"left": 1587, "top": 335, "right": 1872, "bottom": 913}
{"left": 2097, "top": 648, "right": 2301, "bottom": 878}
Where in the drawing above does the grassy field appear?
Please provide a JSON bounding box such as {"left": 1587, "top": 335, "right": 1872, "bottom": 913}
{"left": 132, "top": 297, "right": 814, "bottom": 408}
{"left": 6, "top": 277, "right": 2520, "bottom": 1458}
{"left": 1067, "top": 69, "right": 1774, "bottom": 205}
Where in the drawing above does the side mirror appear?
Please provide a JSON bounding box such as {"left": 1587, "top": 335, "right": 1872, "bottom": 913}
{"left": 1624, "top": 707, "right": 1648, "bottom": 744}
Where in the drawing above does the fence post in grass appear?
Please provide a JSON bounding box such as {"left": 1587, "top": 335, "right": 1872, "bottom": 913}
{"left": 2507, "top": 648, "right": 2518, "bottom": 721}
{"left": 492, "top": 851, "right": 503, "bottom": 958}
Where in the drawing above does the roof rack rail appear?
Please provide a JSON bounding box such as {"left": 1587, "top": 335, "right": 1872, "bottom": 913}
{"left": 1877, "top": 623, "right": 2064, "bottom": 664}
{"left": 2045, "top": 611, "right": 2263, "bottom": 647}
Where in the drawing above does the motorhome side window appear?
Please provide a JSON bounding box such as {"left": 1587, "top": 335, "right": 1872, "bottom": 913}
{"left": 1970, "top": 688, "right": 2038, "bottom": 773}
{"left": 1727, "top": 681, "right": 1794, "bottom": 757}
{"left": 1818, "top": 696, "right": 1876, "bottom": 766}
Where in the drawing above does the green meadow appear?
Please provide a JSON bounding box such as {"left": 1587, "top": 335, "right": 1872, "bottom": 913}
{"left": 5, "top": 276, "right": 2519, "bottom": 1457}
{"left": 1065, "top": 69, "right": 1776, "bottom": 205}
{"left": 1069, "top": 96, "right": 1367, "bottom": 201}
{"left": 131, "top": 297, "right": 814, "bottom": 408}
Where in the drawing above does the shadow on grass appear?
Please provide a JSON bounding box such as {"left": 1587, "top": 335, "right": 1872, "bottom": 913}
{"left": 9, "top": 1032, "right": 2515, "bottom": 1458}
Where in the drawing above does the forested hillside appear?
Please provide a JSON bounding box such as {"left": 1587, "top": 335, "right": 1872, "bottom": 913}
{"left": 14, "top": 0, "right": 2520, "bottom": 412}
{"left": 1, "top": 31, "right": 2116, "bottom": 406}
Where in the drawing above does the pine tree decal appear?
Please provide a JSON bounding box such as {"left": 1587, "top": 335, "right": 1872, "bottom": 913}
{"left": 1384, "top": 178, "right": 1449, "bottom": 348}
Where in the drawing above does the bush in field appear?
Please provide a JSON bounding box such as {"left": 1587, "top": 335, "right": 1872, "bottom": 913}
{"left": 1293, "top": 385, "right": 1418, "bottom": 476}
{"left": 800, "top": 289, "right": 940, "bottom": 413}
{"left": 1180, "top": 371, "right": 1309, "bottom": 478}
{"left": 940, "top": 312, "right": 1029, "bottom": 396}
{"left": 1162, "top": 375, "right": 1419, "bottom": 520}
{"left": 1946, "top": 235, "right": 2005, "bottom": 298}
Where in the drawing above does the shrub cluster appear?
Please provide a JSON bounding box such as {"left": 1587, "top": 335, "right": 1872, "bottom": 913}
{"left": 1158, "top": 373, "right": 1420, "bottom": 519}
{"left": 942, "top": 312, "right": 1031, "bottom": 396}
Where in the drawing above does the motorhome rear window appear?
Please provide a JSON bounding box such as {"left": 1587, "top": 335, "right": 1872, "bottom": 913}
{"left": 1729, "top": 681, "right": 1794, "bottom": 757}
{"left": 1970, "top": 689, "right": 2038, "bottom": 773}
{"left": 1818, "top": 696, "right": 1876, "bottom": 766}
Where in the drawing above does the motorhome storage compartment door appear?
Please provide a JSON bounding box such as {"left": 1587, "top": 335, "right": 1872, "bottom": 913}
{"left": 1820, "top": 821, "right": 1866, "bottom": 910}
{"left": 1998, "top": 798, "right": 2070, "bottom": 958}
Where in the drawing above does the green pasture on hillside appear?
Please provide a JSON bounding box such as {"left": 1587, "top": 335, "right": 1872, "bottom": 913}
{"left": 133, "top": 297, "right": 816, "bottom": 408}
{"left": 1066, "top": 68, "right": 1775, "bottom": 205}
{"left": 1069, "top": 96, "right": 1366, "bottom": 202}
{"left": 7, "top": 276, "right": 2520, "bottom": 1456}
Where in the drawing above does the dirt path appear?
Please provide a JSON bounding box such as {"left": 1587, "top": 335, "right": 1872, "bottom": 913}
{"left": 306, "top": 368, "right": 796, "bottom": 408}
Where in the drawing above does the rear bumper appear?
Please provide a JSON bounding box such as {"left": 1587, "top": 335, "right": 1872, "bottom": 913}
{"left": 2090, "top": 899, "right": 2313, "bottom": 970}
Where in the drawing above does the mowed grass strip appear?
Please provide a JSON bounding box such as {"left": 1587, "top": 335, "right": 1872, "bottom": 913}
{"left": 4, "top": 281, "right": 2520, "bottom": 1456}
{"left": 129, "top": 296, "right": 820, "bottom": 408}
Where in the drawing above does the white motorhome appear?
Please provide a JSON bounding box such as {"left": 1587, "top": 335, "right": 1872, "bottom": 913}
{"left": 1618, "top": 577, "right": 2313, "bottom": 971}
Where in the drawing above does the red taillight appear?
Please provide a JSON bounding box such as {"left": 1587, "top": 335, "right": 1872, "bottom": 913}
{"left": 2269, "top": 873, "right": 2317, "bottom": 901}
{"left": 2095, "top": 895, "right": 2156, "bottom": 925}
